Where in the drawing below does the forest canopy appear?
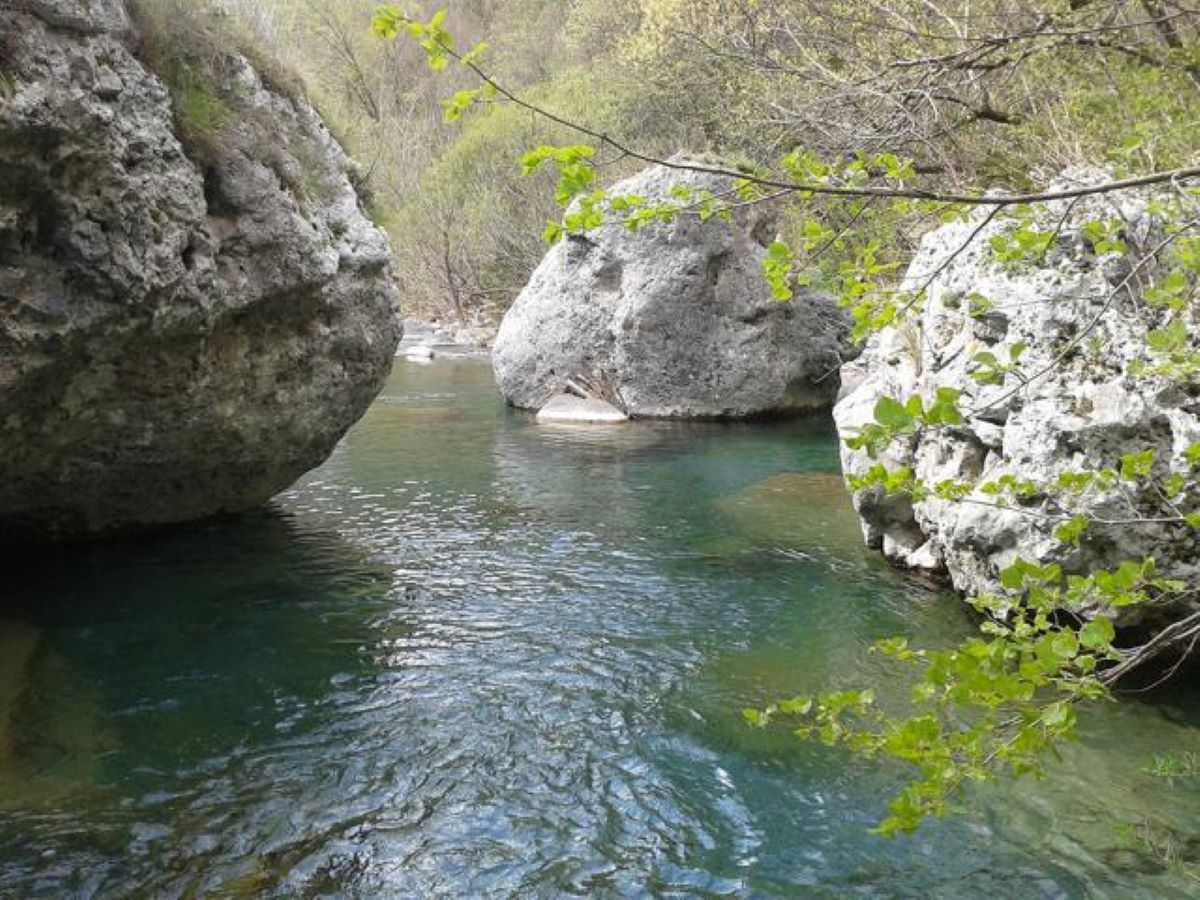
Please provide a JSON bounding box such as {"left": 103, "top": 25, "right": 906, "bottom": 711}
{"left": 224, "top": 0, "right": 1199, "bottom": 323}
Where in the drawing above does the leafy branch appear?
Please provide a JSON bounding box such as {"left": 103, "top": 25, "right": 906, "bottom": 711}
{"left": 370, "top": 3, "right": 1200, "bottom": 838}
{"left": 371, "top": 5, "right": 1200, "bottom": 209}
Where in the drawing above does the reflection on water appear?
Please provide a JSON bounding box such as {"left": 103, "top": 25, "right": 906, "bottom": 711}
{"left": 2, "top": 359, "right": 1199, "bottom": 897}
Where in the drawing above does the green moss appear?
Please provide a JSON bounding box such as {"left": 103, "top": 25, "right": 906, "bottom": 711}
{"left": 169, "top": 76, "right": 232, "bottom": 159}
{"left": 129, "top": 0, "right": 306, "bottom": 165}
{"left": 288, "top": 134, "right": 340, "bottom": 206}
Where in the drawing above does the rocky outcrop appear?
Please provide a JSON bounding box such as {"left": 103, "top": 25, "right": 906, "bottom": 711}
{"left": 0, "top": 0, "right": 401, "bottom": 541}
{"left": 836, "top": 180, "right": 1199, "bottom": 599}
{"left": 492, "top": 163, "right": 854, "bottom": 418}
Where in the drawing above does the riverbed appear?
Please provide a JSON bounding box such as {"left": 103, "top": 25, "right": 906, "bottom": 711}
{"left": 2, "top": 359, "right": 1199, "bottom": 897}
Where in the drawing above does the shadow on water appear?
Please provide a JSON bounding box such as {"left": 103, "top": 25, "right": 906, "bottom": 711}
{"left": 1, "top": 510, "right": 404, "bottom": 895}
{"left": 2, "top": 359, "right": 1200, "bottom": 897}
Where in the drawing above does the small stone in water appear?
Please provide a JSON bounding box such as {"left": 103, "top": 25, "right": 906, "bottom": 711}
{"left": 536, "top": 394, "right": 628, "bottom": 424}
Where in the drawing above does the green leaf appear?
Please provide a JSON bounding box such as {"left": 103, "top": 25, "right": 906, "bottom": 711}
{"left": 1185, "top": 443, "right": 1200, "bottom": 469}
{"left": 461, "top": 40, "right": 489, "bottom": 66}
{"left": 742, "top": 707, "right": 768, "bottom": 727}
{"left": 1054, "top": 515, "right": 1089, "bottom": 545}
{"left": 761, "top": 241, "right": 796, "bottom": 301}
{"left": 1163, "top": 472, "right": 1187, "bottom": 498}
{"left": 370, "top": 6, "right": 404, "bottom": 39}
{"left": 926, "top": 388, "right": 963, "bottom": 425}
{"left": 1147, "top": 319, "right": 1188, "bottom": 355}
{"left": 778, "top": 697, "right": 813, "bottom": 715}
{"left": 1119, "top": 449, "right": 1155, "bottom": 480}
{"left": 1051, "top": 630, "right": 1079, "bottom": 660}
{"left": 1040, "top": 702, "right": 1074, "bottom": 730}
{"left": 874, "top": 396, "right": 915, "bottom": 429}
{"left": 1079, "top": 617, "right": 1115, "bottom": 650}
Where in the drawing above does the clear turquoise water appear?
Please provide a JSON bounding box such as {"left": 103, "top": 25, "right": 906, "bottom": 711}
{"left": 2, "top": 359, "right": 1199, "bottom": 897}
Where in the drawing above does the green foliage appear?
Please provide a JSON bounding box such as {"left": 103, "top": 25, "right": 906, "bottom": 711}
{"left": 172, "top": 82, "right": 232, "bottom": 146}
{"left": 843, "top": 389, "right": 962, "bottom": 458}
{"left": 745, "top": 557, "right": 1184, "bottom": 835}
{"left": 833, "top": 407, "right": 1198, "bottom": 832}
{"left": 354, "top": 0, "right": 1200, "bottom": 840}
{"left": 227, "top": 0, "right": 1200, "bottom": 327}
{"left": 373, "top": 6, "right": 455, "bottom": 70}
{"left": 846, "top": 463, "right": 923, "bottom": 500}
{"left": 1117, "top": 816, "right": 1200, "bottom": 881}
{"left": 440, "top": 85, "right": 495, "bottom": 122}
{"left": 1081, "top": 218, "right": 1129, "bottom": 256}
{"left": 762, "top": 242, "right": 797, "bottom": 300}
{"left": 1120, "top": 449, "right": 1157, "bottom": 481}
{"left": 971, "top": 342, "right": 1027, "bottom": 385}
{"left": 988, "top": 213, "right": 1057, "bottom": 270}
{"left": 1144, "top": 750, "right": 1200, "bottom": 785}
{"left": 519, "top": 145, "right": 598, "bottom": 206}
{"left": 1139, "top": 317, "right": 1200, "bottom": 382}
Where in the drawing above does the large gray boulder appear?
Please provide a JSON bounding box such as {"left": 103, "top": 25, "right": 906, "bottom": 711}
{"left": 836, "top": 178, "right": 1199, "bottom": 601}
{"left": 0, "top": 0, "right": 401, "bottom": 541}
{"left": 492, "top": 163, "right": 853, "bottom": 418}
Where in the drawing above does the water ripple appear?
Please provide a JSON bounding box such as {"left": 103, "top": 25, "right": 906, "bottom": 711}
{"left": 3, "top": 360, "right": 1200, "bottom": 898}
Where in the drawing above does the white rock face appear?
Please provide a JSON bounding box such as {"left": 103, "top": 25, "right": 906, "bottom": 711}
{"left": 835, "top": 180, "right": 1199, "bottom": 600}
{"left": 0, "top": 0, "right": 401, "bottom": 541}
{"left": 492, "top": 163, "right": 854, "bottom": 418}
{"left": 536, "top": 395, "right": 629, "bottom": 424}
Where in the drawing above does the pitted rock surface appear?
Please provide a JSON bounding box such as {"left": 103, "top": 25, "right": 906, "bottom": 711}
{"left": 836, "top": 177, "right": 1199, "bottom": 607}
{"left": 0, "top": 0, "right": 401, "bottom": 540}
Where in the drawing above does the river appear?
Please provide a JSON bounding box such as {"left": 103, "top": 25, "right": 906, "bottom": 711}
{"left": 2, "top": 359, "right": 1199, "bottom": 897}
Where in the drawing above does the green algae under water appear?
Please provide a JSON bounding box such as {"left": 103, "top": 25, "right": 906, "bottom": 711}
{"left": 3, "top": 359, "right": 1200, "bottom": 897}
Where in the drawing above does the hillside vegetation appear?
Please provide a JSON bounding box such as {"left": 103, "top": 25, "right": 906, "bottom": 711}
{"left": 224, "top": 0, "right": 1199, "bottom": 323}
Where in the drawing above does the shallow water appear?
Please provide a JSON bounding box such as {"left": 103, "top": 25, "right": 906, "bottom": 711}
{"left": 2, "top": 359, "right": 1199, "bottom": 897}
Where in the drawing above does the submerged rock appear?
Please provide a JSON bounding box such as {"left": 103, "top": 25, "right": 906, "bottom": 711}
{"left": 836, "top": 178, "right": 1199, "bottom": 600}
{"left": 714, "top": 472, "right": 866, "bottom": 555}
{"left": 0, "top": 622, "right": 40, "bottom": 764}
{"left": 0, "top": 0, "right": 401, "bottom": 541}
{"left": 492, "top": 162, "right": 854, "bottom": 418}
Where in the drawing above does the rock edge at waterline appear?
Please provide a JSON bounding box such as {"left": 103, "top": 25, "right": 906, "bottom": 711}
{"left": 536, "top": 395, "right": 629, "bottom": 424}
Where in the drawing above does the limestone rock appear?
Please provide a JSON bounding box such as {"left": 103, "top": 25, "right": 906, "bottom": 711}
{"left": 492, "top": 162, "right": 854, "bottom": 418}
{"left": 0, "top": 0, "right": 401, "bottom": 541}
{"left": 536, "top": 394, "right": 629, "bottom": 424}
{"left": 835, "top": 175, "right": 1199, "bottom": 603}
